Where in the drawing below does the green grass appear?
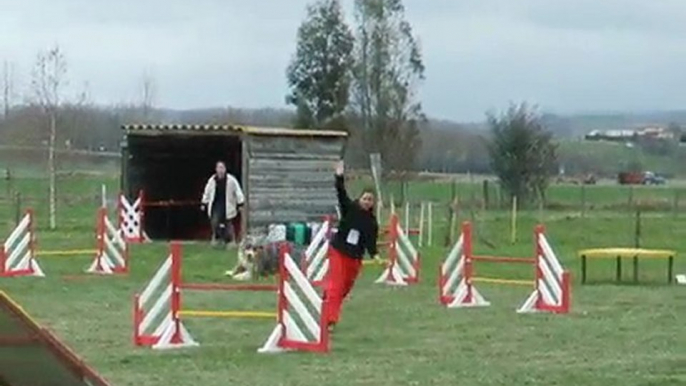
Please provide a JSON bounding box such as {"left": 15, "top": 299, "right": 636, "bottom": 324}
{"left": 1, "top": 175, "right": 686, "bottom": 385}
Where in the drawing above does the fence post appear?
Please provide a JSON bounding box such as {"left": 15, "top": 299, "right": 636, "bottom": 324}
{"left": 14, "top": 192, "right": 21, "bottom": 226}
{"left": 400, "top": 180, "right": 406, "bottom": 206}
{"left": 634, "top": 208, "right": 641, "bottom": 248}
{"left": 418, "top": 202, "right": 425, "bottom": 247}
{"left": 451, "top": 197, "right": 459, "bottom": 245}
{"left": 101, "top": 184, "right": 107, "bottom": 209}
{"left": 628, "top": 186, "right": 634, "bottom": 210}
{"left": 673, "top": 189, "right": 680, "bottom": 218}
{"left": 482, "top": 180, "right": 489, "bottom": 211}
{"left": 428, "top": 202, "right": 433, "bottom": 247}
{"left": 538, "top": 190, "right": 544, "bottom": 224}
{"left": 4, "top": 168, "right": 11, "bottom": 199}
{"left": 446, "top": 181, "right": 459, "bottom": 247}
{"left": 581, "top": 184, "right": 587, "bottom": 218}
{"left": 511, "top": 195, "right": 518, "bottom": 244}
{"left": 469, "top": 172, "right": 475, "bottom": 212}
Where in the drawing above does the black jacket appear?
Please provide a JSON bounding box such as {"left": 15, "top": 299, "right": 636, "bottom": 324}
{"left": 330, "top": 175, "right": 379, "bottom": 259}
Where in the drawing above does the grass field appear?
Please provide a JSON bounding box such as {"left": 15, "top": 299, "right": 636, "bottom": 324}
{"left": 1, "top": 174, "right": 686, "bottom": 386}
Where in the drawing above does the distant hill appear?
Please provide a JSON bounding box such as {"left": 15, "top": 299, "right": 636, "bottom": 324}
{"left": 2, "top": 103, "right": 683, "bottom": 176}
{"left": 151, "top": 106, "right": 686, "bottom": 140}
{"left": 541, "top": 111, "right": 686, "bottom": 139}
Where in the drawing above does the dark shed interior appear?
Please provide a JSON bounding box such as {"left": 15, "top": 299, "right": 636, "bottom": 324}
{"left": 124, "top": 131, "right": 242, "bottom": 240}
{"left": 122, "top": 124, "right": 348, "bottom": 241}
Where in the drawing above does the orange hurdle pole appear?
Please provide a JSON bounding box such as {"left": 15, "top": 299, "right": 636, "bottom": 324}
{"left": 463, "top": 222, "right": 474, "bottom": 303}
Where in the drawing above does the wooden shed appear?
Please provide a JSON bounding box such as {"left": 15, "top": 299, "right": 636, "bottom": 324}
{"left": 120, "top": 124, "right": 347, "bottom": 240}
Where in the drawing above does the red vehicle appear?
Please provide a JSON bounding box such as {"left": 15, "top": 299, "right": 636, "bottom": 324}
{"left": 618, "top": 172, "right": 643, "bottom": 185}
{"left": 618, "top": 171, "right": 666, "bottom": 185}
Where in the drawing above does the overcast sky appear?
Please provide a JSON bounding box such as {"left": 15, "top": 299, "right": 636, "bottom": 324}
{"left": 2, "top": 0, "right": 686, "bottom": 122}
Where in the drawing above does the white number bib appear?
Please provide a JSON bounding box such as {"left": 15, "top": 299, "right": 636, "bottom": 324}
{"left": 346, "top": 229, "right": 360, "bottom": 246}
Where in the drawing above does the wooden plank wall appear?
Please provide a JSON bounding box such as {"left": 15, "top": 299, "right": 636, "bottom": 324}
{"left": 247, "top": 135, "right": 345, "bottom": 233}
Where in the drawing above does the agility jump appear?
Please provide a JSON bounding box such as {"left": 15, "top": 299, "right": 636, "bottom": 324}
{"left": 377, "top": 201, "right": 432, "bottom": 249}
{"left": 375, "top": 213, "right": 421, "bottom": 286}
{"left": 133, "top": 242, "right": 329, "bottom": 353}
{"left": 119, "top": 191, "right": 149, "bottom": 244}
{"left": 0, "top": 210, "right": 43, "bottom": 277}
{"left": 87, "top": 207, "right": 129, "bottom": 275}
{"left": 300, "top": 213, "right": 419, "bottom": 287}
{"left": 438, "top": 222, "right": 570, "bottom": 314}
{"left": 1, "top": 208, "right": 128, "bottom": 277}
{"left": 301, "top": 216, "right": 334, "bottom": 286}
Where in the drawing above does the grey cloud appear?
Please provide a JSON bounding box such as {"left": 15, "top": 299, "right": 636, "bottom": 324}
{"left": 1, "top": 0, "right": 685, "bottom": 121}
{"left": 520, "top": 0, "right": 686, "bottom": 38}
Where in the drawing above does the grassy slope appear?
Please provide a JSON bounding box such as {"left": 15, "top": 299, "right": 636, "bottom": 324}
{"left": 1, "top": 176, "right": 685, "bottom": 386}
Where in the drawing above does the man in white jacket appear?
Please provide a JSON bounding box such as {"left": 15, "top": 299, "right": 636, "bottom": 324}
{"left": 201, "top": 161, "right": 245, "bottom": 246}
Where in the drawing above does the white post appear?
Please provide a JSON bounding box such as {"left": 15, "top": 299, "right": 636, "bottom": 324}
{"left": 428, "top": 202, "right": 433, "bottom": 247}
{"left": 101, "top": 184, "right": 107, "bottom": 209}
{"left": 419, "top": 202, "right": 425, "bottom": 247}
{"left": 404, "top": 202, "right": 410, "bottom": 231}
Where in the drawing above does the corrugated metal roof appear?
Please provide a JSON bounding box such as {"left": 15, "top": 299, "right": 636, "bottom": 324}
{"left": 122, "top": 124, "right": 347, "bottom": 138}
{"left": 244, "top": 126, "right": 347, "bottom": 137}
{"left": 123, "top": 124, "right": 241, "bottom": 132}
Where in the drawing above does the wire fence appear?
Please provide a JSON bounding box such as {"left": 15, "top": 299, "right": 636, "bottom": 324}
{"left": 373, "top": 178, "right": 686, "bottom": 214}
{"left": 2, "top": 171, "right": 685, "bottom": 251}
{"left": 363, "top": 177, "right": 686, "bottom": 250}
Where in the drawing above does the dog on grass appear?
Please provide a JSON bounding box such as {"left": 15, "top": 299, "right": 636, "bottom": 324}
{"left": 225, "top": 240, "right": 284, "bottom": 281}
{"left": 225, "top": 240, "right": 309, "bottom": 281}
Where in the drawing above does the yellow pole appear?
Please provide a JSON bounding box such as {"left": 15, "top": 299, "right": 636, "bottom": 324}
{"left": 363, "top": 258, "right": 388, "bottom": 266}
{"left": 510, "top": 195, "right": 518, "bottom": 244}
{"left": 37, "top": 249, "right": 98, "bottom": 257}
{"left": 179, "top": 310, "right": 276, "bottom": 319}
{"left": 472, "top": 277, "right": 533, "bottom": 286}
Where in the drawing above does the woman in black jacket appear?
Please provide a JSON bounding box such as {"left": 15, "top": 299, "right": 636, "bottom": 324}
{"left": 326, "top": 161, "right": 379, "bottom": 331}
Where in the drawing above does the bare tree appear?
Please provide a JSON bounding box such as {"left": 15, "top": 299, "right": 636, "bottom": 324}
{"left": 2, "top": 61, "right": 14, "bottom": 119}
{"left": 352, "top": 0, "right": 425, "bottom": 173}
{"left": 62, "top": 81, "right": 93, "bottom": 150}
{"left": 140, "top": 72, "right": 157, "bottom": 120}
{"left": 31, "top": 46, "right": 67, "bottom": 230}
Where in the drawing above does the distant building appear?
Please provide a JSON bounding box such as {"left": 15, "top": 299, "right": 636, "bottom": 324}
{"left": 636, "top": 126, "right": 675, "bottom": 139}
{"left": 586, "top": 126, "right": 675, "bottom": 142}
{"left": 584, "top": 129, "right": 635, "bottom": 142}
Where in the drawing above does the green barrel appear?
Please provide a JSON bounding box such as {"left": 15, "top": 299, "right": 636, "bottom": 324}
{"left": 286, "top": 222, "right": 312, "bottom": 245}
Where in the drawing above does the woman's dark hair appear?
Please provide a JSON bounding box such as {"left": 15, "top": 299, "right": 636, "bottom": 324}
{"left": 358, "top": 187, "right": 376, "bottom": 214}
{"left": 360, "top": 187, "right": 375, "bottom": 197}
